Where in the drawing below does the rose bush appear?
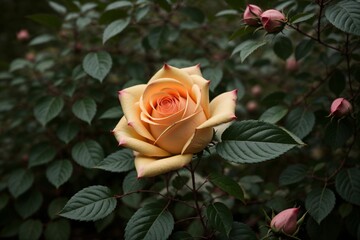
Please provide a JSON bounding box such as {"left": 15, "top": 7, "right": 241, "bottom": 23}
{"left": 113, "top": 64, "right": 237, "bottom": 177}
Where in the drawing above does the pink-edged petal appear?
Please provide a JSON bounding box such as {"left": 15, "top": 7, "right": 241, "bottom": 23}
{"left": 191, "top": 76, "right": 210, "bottom": 118}
{"left": 135, "top": 154, "right": 193, "bottom": 178}
{"left": 113, "top": 117, "right": 171, "bottom": 157}
{"left": 149, "top": 64, "right": 194, "bottom": 88}
{"left": 181, "top": 127, "right": 213, "bottom": 154}
{"left": 181, "top": 64, "right": 202, "bottom": 76}
{"left": 197, "top": 89, "right": 237, "bottom": 129}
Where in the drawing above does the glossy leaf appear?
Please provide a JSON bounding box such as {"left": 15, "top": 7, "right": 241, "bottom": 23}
{"left": 29, "top": 34, "right": 56, "bottom": 46}
{"left": 82, "top": 51, "right": 112, "bottom": 82}
{"left": 209, "top": 174, "right": 244, "bottom": 202}
{"left": 285, "top": 107, "right": 315, "bottom": 139}
{"left": 71, "top": 140, "right": 104, "bottom": 168}
{"left": 232, "top": 40, "right": 267, "bottom": 62}
{"left": 8, "top": 169, "right": 34, "bottom": 198}
{"left": 273, "top": 36, "right": 293, "bottom": 60}
{"left": 103, "top": 18, "right": 130, "bottom": 44}
{"left": 206, "top": 202, "right": 233, "bottom": 236}
{"left": 72, "top": 97, "right": 97, "bottom": 124}
{"left": 95, "top": 149, "right": 134, "bottom": 172}
{"left": 217, "top": 120, "right": 304, "bottom": 163}
{"left": 98, "top": 106, "right": 123, "bottom": 119}
{"left": 290, "top": 12, "right": 315, "bottom": 24}
{"left": 335, "top": 168, "right": 360, "bottom": 206}
{"left": 279, "top": 164, "right": 308, "bottom": 186}
{"left": 105, "top": 1, "right": 132, "bottom": 11}
{"left": 46, "top": 160, "right": 73, "bottom": 188}
{"left": 56, "top": 122, "right": 79, "bottom": 144}
{"left": 34, "top": 96, "right": 64, "bottom": 126}
{"left": 259, "top": 105, "right": 288, "bottom": 124}
{"left": 305, "top": 188, "right": 336, "bottom": 224}
{"left": 28, "top": 143, "right": 56, "bottom": 167}
{"left": 15, "top": 190, "right": 43, "bottom": 219}
{"left": 59, "top": 185, "right": 117, "bottom": 221}
{"left": 125, "top": 202, "right": 174, "bottom": 240}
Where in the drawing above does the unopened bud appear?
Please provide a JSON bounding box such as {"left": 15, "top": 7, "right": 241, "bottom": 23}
{"left": 271, "top": 208, "right": 299, "bottom": 235}
{"left": 243, "top": 4, "right": 262, "bottom": 27}
{"left": 261, "top": 9, "right": 286, "bottom": 33}
{"left": 330, "top": 98, "right": 352, "bottom": 117}
{"left": 17, "top": 29, "right": 30, "bottom": 41}
{"left": 286, "top": 57, "right": 299, "bottom": 72}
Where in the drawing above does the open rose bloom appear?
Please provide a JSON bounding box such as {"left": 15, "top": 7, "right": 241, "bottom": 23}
{"left": 113, "top": 64, "right": 237, "bottom": 177}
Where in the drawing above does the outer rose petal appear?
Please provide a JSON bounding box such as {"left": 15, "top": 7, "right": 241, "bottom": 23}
{"left": 182, "top": 127, "right": 213, "bottom": 154}
{"left": 148, "top": 64, "right": 194, "bottom": 89}
{"left": 190, "top": 74, "right": 210, "bottom": 118}
{"left": 135, "top": 154, "right": 193, "bottom": 178}
{"left": 181, "top": 64, "right": 202, "bottom": 76}
{"left": 197, "top": 90, "right": 237, "bottom": 129}
{"left": 113, "top": 117, "right": 171, "bottom": 157}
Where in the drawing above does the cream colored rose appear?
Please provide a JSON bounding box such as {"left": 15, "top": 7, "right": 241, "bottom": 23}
{"left": 113, "top": 64, "right": 237, "bottom": 177}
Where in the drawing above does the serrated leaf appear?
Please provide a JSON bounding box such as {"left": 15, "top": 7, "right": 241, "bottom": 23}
{"left": 325, "top": 1, "right": 360, "bottom": 36}
{"left": 95, "top": 149, "right": 134, "bottom": 172}
{"left": 209, "top": 174, "right": 244, "bottom": 202}
{"left": 27, "top": 14, "right": 62, "bottom": 29}
{"left": 98, "top": 106, "right": 123, "bottom": 119}
{"left": 28, "top": 143, "right": 56, "bottom": 167}
{"left": 44, "top": 219, "right": 70, "bottom": 240}
{"left": 125, "top": 202, "right": 174, "bottom": 240}
{"left": 72, "top": 97, "right": 97, "bottom": 124}
{"left": 335, "top": 168, "right": 360, "bottom": 206}
{"left": 295, "top": 39, "right": 314, "bottom": 60}
{"left": 273, "top": 36, "right": 293, "bottom": 60}
{"left": 305, "top": 188, "right": 336, "bottom": 224}
{"left": 59, "top": 185, "right": 117, "bottom": 221}
{"left": 29, "top": 34, "right": 56, "bottom": 46}
{"left": 231, "top": 40, "right": 267, "bottom": 62}
{"left": 206, "top": 202, "right": 233, "bottom": 236}
{"left": 82, "top": 51, "right": 112, "bottom": 82}
{"left": 217, "top": 120, "right": 304, "bottom": 164}
{"left": 103, "top": 18, "right": 130, "bottom": 44}
{"left": 71, "top": 140, "right": 104, "bottom": 168}
{"left": 259, "top": 105, "right": 288, "bottom": 124}
{"left": 46, "top": 160, "right": 73, "bottom": 188}
{"left": 217, "top": 222, "right": 257, "bottom": 240}
{"left": 279, "top": 164, "right": 307, "bottom": 186}
{"left": 8, "top": 169, "right": 34, "bottom": 198}
{"left": 203, "top": 67, "right": 223, "bottom": 92}
{"left": 285, "top": 107, "right": 315, "bottom": 139}
{"left": 34, "top": 96, "right": 64, "bottom": 126}
{"left": 19, "top": 220, "right": 42, "bottom": 240}
{"left": 123, "top": 170, "right": 147, "bottom": 193}
{"left": 15, "top": 190, "right": 43, "bottom": 219}
{"left": 56, "top": 122, "right": 79, "bottom": 144}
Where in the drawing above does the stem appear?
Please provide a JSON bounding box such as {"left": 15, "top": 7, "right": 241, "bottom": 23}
{"left": 345, "top": 34, "right": 354, "bottom": 96}
{"left": 317, "top": 0, "right": 324, "bottom": 42}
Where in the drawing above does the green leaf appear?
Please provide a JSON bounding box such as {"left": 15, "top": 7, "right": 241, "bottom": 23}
{"left": 209, "top": 174, "right": 244, "bottom": 202}
{"left": 273, "top": 36, "right": 293, "bottom": 60}
{"left": 305, "top": 188, "right": 336, "bottom": 224}
{"left": 328, "top": 70, "right": 346, "bottom": 96}
{"left": 34, "top": 96, "right": 64, "bottom": 126}
{"left": 206, "top": 202, "right": 233, "bottom": 236}
{"left": 59, "top": 185, "right": 117, "bottom": 221}
{"left": 259, "top": 105, "right": 288, "bottom": 124}
{"left": 295, "top": 39, "right": 314, "bottom": 60}
{"left": 217, "top": 222, "right": 257, "bottom": 240}
{"left": 48, "top": 198, "right": 68, "bottom": 220}
{"left": 335, "top": 168, "right": 360, "bottom": 206}
{"left": 217, "top": 120, "right": 304, "bottom": 164}
{"left": 71, "top": 140, "right": 104, "bottom": 168}
{"left": 103, "top": 18, "right": 130, "bottom": 44}
{"left": 56, "top": 122, "right": 79, "bottom": 144}
{"left": 147, "top": 26, "right": 170, "bottom": 49}
{"left": 19, "top": 219, "right": 42, "bottom": 240}
{"left": 290, "top": 12, "right": 315, "bottom": 24}
{"left": 99, "top": 106, "right": 123, "bottom": 119}
{"left": 28, "top": 143, "right": 56, "bottom": 167}
{"left": 135, "top": 6, "right": 150, "bottom": 22}
{"left": 8, "top": 169, "right": 34, "bottom": 198}
{"left": 95, "top": 149, "right": 134, "bottom": 172}
{"left": 9, "top": 59, "right": 31, "bottom": 72}
{"left": 279, "top": 164, "right": 308, "bottom": 186}
{"left": 82, "top": 51, "right": 112, "bottom": 82}
{"left": 123, "top": 170, "right": 147, "bottom": 193}
{"left": 181, "top": 7, "right": 205, "bottom": 23}
{"left": 72, "top": 97, "right": 97, "bottom": 124}
{"left": 49, "top": 1, "right": 67, "bottom": 14}
{"left": 15, "top": 190, "right": 43, "bottom": 219}
{"left": 172, "top": 175, "right": 190, "bottom": 190}
{"left": 125, "top": 202, "right": 174, "bottom": 240}
{"left": 324, "top": 119, "right": 353, "bottom": 148}
{"left": 325, "top": 1, "right": 360, "bottom": 36}
{"left": 285, "top": 107, "right": 315, "bottom": 139}
{"left": 105, "top": 1, "right": 132, "bottom": 11}
{"left": 44, "top": 219, "right": 70, "bottom": 240}
{"left": 231, "top": 40, "right": 267, "bottom": 62}
{"left": 203, "top": 67, "right": 223, "bottom": 92}
{"left": 27, "top": 14, "right": 62, "bottom": 29}
{"left": 46, "top": 160, "right": 73, "bottom": 188}
{"left": 0, "top": 193, "right": 9, "bottom": 211}
{"left": 29, "top": 34, "right": 56, "bottom": 46}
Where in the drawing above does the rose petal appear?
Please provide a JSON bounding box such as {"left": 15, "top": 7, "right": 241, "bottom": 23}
{"left": 135, "top": 154, "right": 193, "bottom": 178}
{"left": 113, "top": 117, "right": 171, "bottom": 157}
{"left": 191, "top": 74, "right": 210, "bottom": 118}
{"left": 149, "top": 64, "right": 194, "bottom": 89}
{"left": 119, "top": 85, "right": 155, "bottom": 141}
{"left": 197, "top": 90, "right": 237, "bottom": 129}
{"left": 182, "top": 127, "right": 213, "bottom": 154}
{"left": 181, "top": 64, "right": 202, "bottom": 76}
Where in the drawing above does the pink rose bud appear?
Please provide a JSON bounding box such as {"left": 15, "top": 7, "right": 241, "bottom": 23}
{"left": 271, "top": 208, "right": 299, "bottom": 235}
{"left": 261, "top": 9, "right": 286, "bottom": 33}
{"left": 246, "top": 100, "right": 258, "bottom": 112}
{"left": 286, "top": 57, "right": 299, "bottom": 72}
{"left": 251, "top": 85, "right": 262, "bottom": 97}
{"left": 243, "top": 4, "right": 262, "bottom": 27}
{"left": 17, "top": 29, "right": 30, "bottom": 41}
{"left": 330, "top": 98, "right": 352, "bottom": 117}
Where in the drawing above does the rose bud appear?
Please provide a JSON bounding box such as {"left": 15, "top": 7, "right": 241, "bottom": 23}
{"left": 271, "top": 208, "right": 299, "bottom": 235}
{"left": 330, "top": 98, "right": 352, "bottom": 117}
{"left": 243, "top": 4, "right": 263, "bottom": 27}
{"left": 251, "top": 85, "right": 262, "bottom": 98}
{"left": 17, "top": 29, "right": 30, "bottom": 41}
{"left": 246, "top": 100, "right": 258, "bottom": 112}
{"left": 261, "top": 9, "right": 286, "bottom": 33}
{"left": 286, "top": 57, "right": 299, "bottom": 72}
{"left": 113, "top": 64, "right": 237, "bottom": 177}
